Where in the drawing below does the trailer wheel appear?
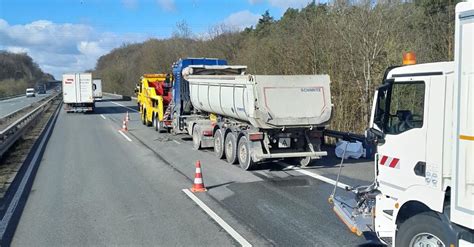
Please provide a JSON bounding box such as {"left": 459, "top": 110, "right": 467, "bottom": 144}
{"left": 192, "top": 125, "right": 201, "bottom": 150}
{"left": 214, "top": 129, "right": 225, "bottom": 159}
{"left": 238, "top": 136, "right": 255, "bottom": 170}
{"left": 297, "top": 157, "right": 312, "bottom": 167}
{"left": 224, "top": 132, "right": 238, "bottom": 164}
{"left": 396, "top": 212, "right": 449, "bottom": 247}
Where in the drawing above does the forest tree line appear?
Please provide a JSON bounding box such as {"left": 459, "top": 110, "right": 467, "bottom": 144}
{"left": 0, "top": 51, "right": 54, "bottom": 97}
{"left": 94, "top": 0, "right": 459, "bottom": 133}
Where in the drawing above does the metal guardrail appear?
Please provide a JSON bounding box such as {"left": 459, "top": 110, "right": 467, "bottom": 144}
{"left": 0, "top": 94, "right": 23, "bottom": 102}
{"left": 0, "top": 93, "right": 60, "bottom": 157}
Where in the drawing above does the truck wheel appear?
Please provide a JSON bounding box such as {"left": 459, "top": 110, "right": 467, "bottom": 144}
{"left": 298, "top": 157, "right": 311, "bottom": 167}
{"left": 214, "top": 129, "right": 225, "bottom": 159}
{"left": 192, "top": 125, "right": 201, "bottom": 150}
{"left": 141, "top": 108, "right": 146, "bottom": 125}
{"left": 396, "top": 212, "right": 449, "bottom": 247}
{"left": 238, "top": 136, "right": 255, "bottom": 170}
{"left": 153, "top": 115, "right": 158, "bottom": 131}
{"left": 157, "top": 121, "right": 166, "bottom": 133}
{"left": 225, "top": 132, "right": 238, "bottom": 164}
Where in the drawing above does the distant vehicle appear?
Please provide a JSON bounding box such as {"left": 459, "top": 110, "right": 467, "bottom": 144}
{"left": 62, "top": 73, "right": 95, "bottom": 112}
{"left": 92, "top": 79, "right": 102, "bottom": 99}
{"left": 25, "top": 88, "right": 35, "bottom": 97}
{"left": 36, "top": 84, "right": 46, "bottom": 94}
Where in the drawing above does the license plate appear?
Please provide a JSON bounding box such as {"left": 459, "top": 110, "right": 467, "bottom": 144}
{"left": 278, "top": 138, "right": 291, "bottom": 148}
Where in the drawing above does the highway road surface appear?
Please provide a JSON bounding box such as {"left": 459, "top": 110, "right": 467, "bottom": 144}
{"left": 12, "top": 97, "right": 380, "bottom": 246}
{"left": 0, "top": 93, "right": 52, "bottom": 118}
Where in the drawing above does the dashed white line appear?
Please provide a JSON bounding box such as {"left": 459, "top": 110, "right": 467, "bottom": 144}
{"left": 173, "top": 140, "right": 180, "bottom": 144}
{"left": 283, "top": 166, "right": 350, "bottom": 190}
{"left": 100, "top": 114, "right": 106, "bottom": 119}
{"left": 109, "top": 101, "right": 138, "bottom": 112}
{"left": 182, "top": 189, "right": 252, "bottom": 247}
{"left": 118, "top": 130, "right": 132, "bottom": 142}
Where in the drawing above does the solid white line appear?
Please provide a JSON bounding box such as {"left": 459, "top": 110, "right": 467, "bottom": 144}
{"left": 118, "top": 130, "right": 132, "bottom": 142}
{"left": 100, "top": 114, "right": 106, "bottom": 119}
{"left": 284, "top": 167, "right": 350, "bottom": 190}
{"left": 182, "top": 189, "right": 252, "bottom": 247}
{"left": 109, "top": 101, "right": 138, "bottom": 112}
{"left": 173, "top": 140, "right": 180, "bottom": 144}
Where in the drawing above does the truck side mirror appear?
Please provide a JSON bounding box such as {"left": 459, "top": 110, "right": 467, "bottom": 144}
{"left": 365, "top": 127, "right": 385, "bottom": 145}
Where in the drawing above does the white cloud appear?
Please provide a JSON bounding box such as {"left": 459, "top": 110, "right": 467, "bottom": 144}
{"left": 249, "top": 0, "right": 313, "bottom": 9}
{"left": 0, "top": 19, "right": 147, "bottom": 79}
{"left": 222, "top": 10, "right": 260, "bottom": 30}
{"left": 157, "top": 0, "right": 175, "bottom": 11}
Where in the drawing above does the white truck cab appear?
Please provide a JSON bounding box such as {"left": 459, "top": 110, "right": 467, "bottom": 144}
{"left": 331, "top": 1, "right": 473, "bottom": 246}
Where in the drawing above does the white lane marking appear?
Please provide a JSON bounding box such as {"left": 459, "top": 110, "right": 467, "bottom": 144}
{"left": 182, "top": 189, "right": 252, "bottom": 247}
{"left": 100, "top": 114, "right": 106, "bottom": 119}
{"left": 173, "top": 140, "right": 180, "bottom": 144}
{"left": 118, "top": 130, "right": 132, "bottom": 142}
{"left": 109, "top": 101, "right": 138, "bottom": 112}
{"left": 283, "top": 166, "right": 350, "bottom": 189}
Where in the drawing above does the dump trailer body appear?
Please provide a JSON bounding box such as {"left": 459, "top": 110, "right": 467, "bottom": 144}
{"left": 186, "top": 73, "right": 331, "bottom": 129}
{"left": 182, "top": 65, "right": 331, "bottom": 169}
{"left": 62, "top": 73, "right": 95, "bottom": 112}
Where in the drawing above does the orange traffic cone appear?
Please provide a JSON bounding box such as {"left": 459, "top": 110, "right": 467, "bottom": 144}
{"left": 121, "top": 118, "right": 128, "bottom": 132}
{"left": 191, "top": 160, "right": 207, "bottom": 192}
{"left": 126, "top": 111, "right": 130, "bottom": 122}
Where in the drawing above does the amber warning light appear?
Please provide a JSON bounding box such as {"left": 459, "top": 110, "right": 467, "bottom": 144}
{"left": 402, "top": 52, "right": 416, "bottom": 65}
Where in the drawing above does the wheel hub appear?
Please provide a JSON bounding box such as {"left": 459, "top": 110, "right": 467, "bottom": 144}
{"left": 410, "top": 233, "right": 444, "bottom": 247}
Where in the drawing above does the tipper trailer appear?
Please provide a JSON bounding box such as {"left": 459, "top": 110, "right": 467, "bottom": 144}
{"left": 62, "top": 73, "right": 95, "bottom": 112}
{"left": 172, "top": 59, "right": 332, "bottom": 170}
{"left": 331, "top": 1, "right": 474, "bottom": 246}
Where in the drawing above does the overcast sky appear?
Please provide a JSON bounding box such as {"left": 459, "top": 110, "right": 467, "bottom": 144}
{"left": 0, "top": 0, "right": 316, "bottom": 79}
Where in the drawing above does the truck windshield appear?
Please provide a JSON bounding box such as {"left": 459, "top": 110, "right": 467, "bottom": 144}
{"left": 374, "top": 81, "right": 425, "bottom": 135}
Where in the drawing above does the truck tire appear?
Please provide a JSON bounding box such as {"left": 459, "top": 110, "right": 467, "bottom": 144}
{"left": 153, "top": 114, "right": 158, "bottom": 131}
{"left": 238, "top": 136, "right": 255, "bottom": 170}
{"left": 141, "top": 108, "right": 146, "bottom": 125}
{"left": 157, "top": 121, "right": 166, "bottom": 133}
{"left": 224, "top": 132, "right": 238, "bottom": 164}
{"left": 214, "top": 129, "right": 225, "bottom": 159}
{"left": 396, "top": 212, "right": 449, "bottom": 247}
{"left": 298, "top": 157, "right": 311, "bottom": 167}
{"left": 192, "top": 125, "right": 201, "bottom": 150}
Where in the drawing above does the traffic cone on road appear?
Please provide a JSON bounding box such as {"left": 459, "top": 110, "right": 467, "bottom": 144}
{"left": 126, "top": 111, "right": 130, "bottom": 122}
{"left": 191, "top": 160, "right": 207, "bottom": 192}
{"left": 120, "top": 118, "right": 128, "bottom": 132}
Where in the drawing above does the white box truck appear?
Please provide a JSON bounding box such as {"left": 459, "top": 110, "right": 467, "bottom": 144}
{"left": 331, "top": 1, "right": 474, "bottom": 246}
{"left": 93, "top": 79, "right": 102, "bottom": 99}
{"left": 62, "top": 73, "right": 95, "bottom": 112}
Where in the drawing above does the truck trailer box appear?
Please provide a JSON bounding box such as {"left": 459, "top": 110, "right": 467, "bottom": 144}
{"left": 62, "top": 73, "right": 95, "bottom": 112}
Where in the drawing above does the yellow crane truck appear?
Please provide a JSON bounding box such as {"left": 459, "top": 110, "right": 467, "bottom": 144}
{"left": 136, "top": 73, "right": 173, "bottom": 132}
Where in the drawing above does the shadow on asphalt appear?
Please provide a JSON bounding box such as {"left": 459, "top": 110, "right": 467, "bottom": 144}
{"left": 101, "top": 96, "right": 133, "bottom": 101}
{"left": 87, "top": 106, "right": 139, "bottom": 115}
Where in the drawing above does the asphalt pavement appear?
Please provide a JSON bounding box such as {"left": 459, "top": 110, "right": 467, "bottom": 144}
{"left": 12, "top": 97, "right": 379, "bottom": 246}
{"left": 0, "top": 93, "right": 52, "bottom": 118}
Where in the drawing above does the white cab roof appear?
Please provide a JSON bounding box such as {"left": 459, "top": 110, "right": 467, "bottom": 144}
{"left": 387, "top": 62, "right": 454, "bottom": 79}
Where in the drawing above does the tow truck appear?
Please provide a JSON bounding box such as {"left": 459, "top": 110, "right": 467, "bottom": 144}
{"left": 136, "top": 73, "right": 173, "bottom": 132}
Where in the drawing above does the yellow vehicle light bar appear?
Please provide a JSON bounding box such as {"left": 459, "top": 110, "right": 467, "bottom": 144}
{"left": 460, "top": 135, "right": 474, "bottom": 141}
{"left": 143, "top": 73, "right": 168, "bottom": 78}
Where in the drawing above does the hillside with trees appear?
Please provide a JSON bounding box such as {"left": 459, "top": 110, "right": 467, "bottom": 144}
{"left": 0, "top": 51, "right": 54, "bottom": 98}
{"left": 93, "top": 0, "right": 459, "bottom": 133}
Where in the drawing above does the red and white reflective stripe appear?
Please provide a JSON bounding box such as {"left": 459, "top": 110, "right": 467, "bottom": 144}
{"left": 379, "top": 155, "right": 400, "bottom": 169}
{"left": 194, "top": 177, "right": 203, "bottom": 184}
